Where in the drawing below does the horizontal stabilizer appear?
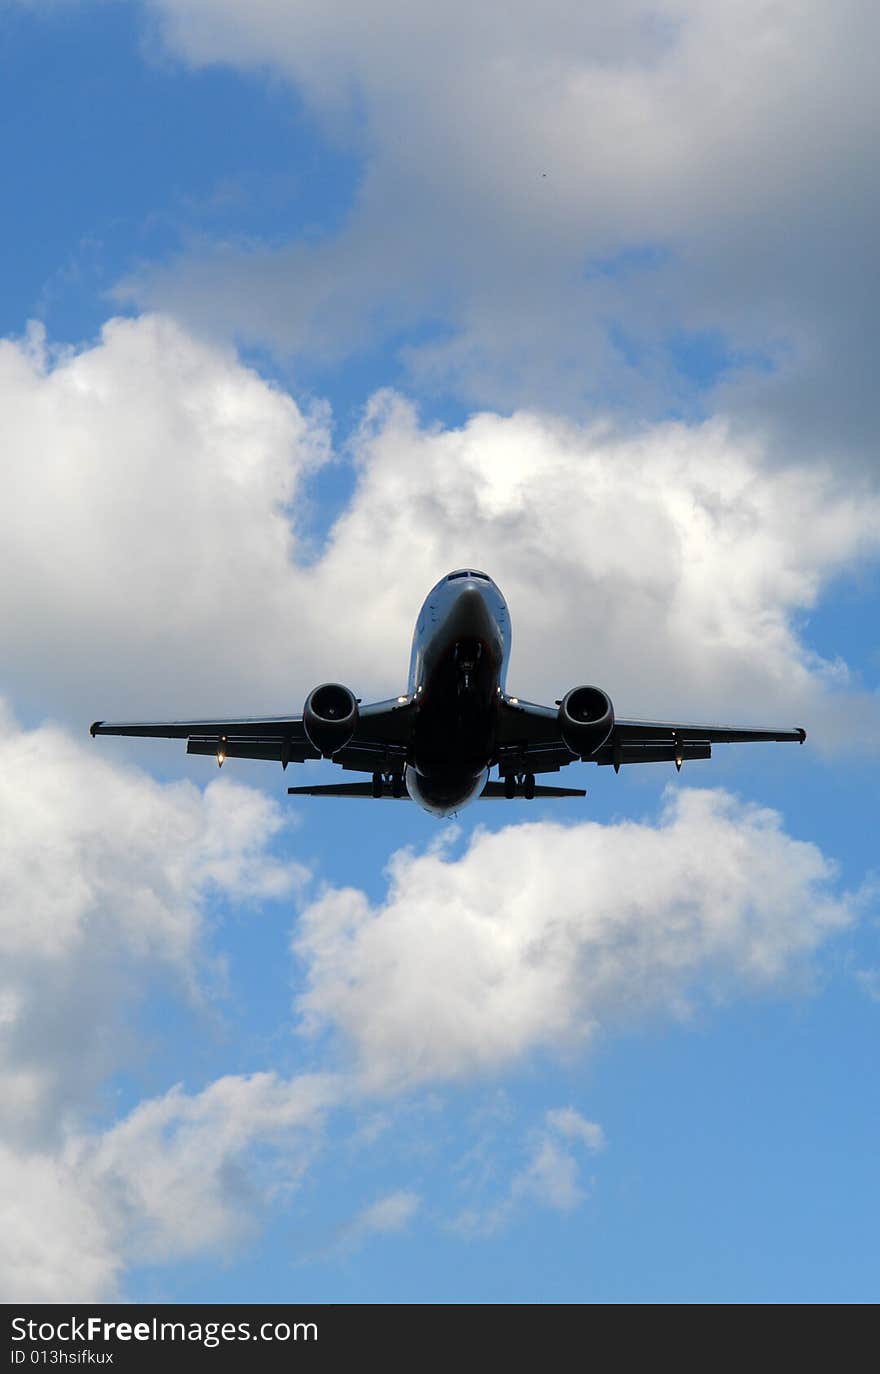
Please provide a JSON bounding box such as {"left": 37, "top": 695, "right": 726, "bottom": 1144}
{"left": 288, "top": 782, "right": 408, "bottom": 798}
{"left": 288, "top": 780, "right": 587, "bottom": 799}
{"left": 480, "top": 781, "right": 587, "bottom": 798}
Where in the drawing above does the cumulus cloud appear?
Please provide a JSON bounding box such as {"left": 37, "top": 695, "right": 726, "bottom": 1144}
{"left": 1, "top": 1072, "right": 335, "bottom": 1302}
{"left": 294, "top": 788, "right": 855, "bottom": 1093}
{"left": 135, "top": 1, "right": 880, "bottom": 458}
{"left": 0, "top": 1142, "right": 122, "bottom": 1303}
{"left": 0, "top": 700, "right": 295, "bottom": 1146}
{"left": 318, "top": 396, "right": 880, "bottom": 737}
{"left": 1, "top": 316, "right": 877, "bottom": 742}
{"left": 0, "top": 707, "right": 860, "bottom": 1296}
{"left": 86, "top": 1071, "right": 335, "bottom": 1265}
{"left": 0, "top": 703, "right": 328, "bottom": 1300}
{"left": 0, "top": 314, "right": 330, "bottom": 719}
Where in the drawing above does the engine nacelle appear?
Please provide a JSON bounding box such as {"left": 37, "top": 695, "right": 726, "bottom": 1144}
{"left": 558, "top": 685, "right": 614, "bottom": 757}
{"left": 303, "top": 682, "right": 358, "bottom": 757}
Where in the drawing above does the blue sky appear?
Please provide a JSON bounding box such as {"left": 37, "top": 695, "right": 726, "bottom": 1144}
{"left": 1, "top": 0, "right": 878, "bottom": 1303}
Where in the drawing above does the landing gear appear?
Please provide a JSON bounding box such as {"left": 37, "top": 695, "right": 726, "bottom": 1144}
{"left": 501, "top": 772, "right": 536, "bottom": 799}
{"left": 372, "top": 771, "right": 405, "bottom": 797}
{"left": 455, "top": 640, "right": 482, "bottom": 694}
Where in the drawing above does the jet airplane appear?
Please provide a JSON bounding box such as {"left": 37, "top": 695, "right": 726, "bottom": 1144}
{"left": 91, "top": 569, "right": 806, "bottom": 817}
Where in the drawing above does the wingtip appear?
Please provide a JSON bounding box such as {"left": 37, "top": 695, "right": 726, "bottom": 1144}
{"left": 797, "top": 727, "right": 807, "bottom": 743}
{"left": 90, "top": 721, "right": 103, "bottom": 738}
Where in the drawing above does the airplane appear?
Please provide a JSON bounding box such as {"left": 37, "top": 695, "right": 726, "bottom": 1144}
{"left": 90, "top": 568, "right": 806, "bottom": 817}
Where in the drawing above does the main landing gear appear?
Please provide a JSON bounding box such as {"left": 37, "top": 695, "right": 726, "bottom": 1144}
{"left": 502, "top": 772, "right": 536, "bottom": 799}
{"left": 372, "top": 771, "right": 405, "bottom": 798}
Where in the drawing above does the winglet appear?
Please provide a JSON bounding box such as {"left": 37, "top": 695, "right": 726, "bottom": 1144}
{"left": 90, "top": 721, "right": 103, "bottom": 738}
{"left": 797, "top": 727, "right": 807, "bottom": 743}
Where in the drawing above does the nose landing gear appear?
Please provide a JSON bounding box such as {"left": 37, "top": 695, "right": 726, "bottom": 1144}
{"left": 455, "top": 640, "right": 483, "bottom": 693}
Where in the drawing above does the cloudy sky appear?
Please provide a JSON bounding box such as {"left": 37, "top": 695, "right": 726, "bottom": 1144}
{"left": 1, "top": 0, "right": 878, "bottom": 1302}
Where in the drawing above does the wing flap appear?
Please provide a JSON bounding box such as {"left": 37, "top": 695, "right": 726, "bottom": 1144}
{"left": 595, "top": 741, "right": 712, "bottom": 767}
{"left": 333, "top": 741, "right": 408, "bottom": 772}
{"left": 186, "top": 737, "right": 317, "bottom": 764}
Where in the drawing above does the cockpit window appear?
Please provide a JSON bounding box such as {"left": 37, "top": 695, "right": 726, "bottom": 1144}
{"left": 447, "top": 569, "right": 490, "bottom": 581}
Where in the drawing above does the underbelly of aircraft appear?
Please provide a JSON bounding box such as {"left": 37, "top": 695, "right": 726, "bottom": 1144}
{"left": 408, "top": 634, "right": 500, "bottom": 813}
{"left": 405, "top": 766, "right": 490, "bottom": 816}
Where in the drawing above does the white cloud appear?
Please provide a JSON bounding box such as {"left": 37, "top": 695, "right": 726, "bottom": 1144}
{"left": 338, "top": 1188, "right": 420, "bottom": 1252}
{"left": 451, "top": 1106, "right": 604, "bottom": 1235}
{"left": 0, "top": 700, "right": 296, "bottom": 1146}
{"left": 545, "top": 1107, "right": 605, "bottom": 1153}
{"left": 0, "top": 707, "right": 859, "bottom": 1295}
{"left": 137, "top": 1, "right": 880, "bottom": 456}
{"left": 0, "top": 1072, "right": 336, "bottom": 1302}
{"left": 86, "top": 1071, "right": 336, "bottom": 1264}
{"left": 294, "top": 788, "right": 855, "bottom": 1093}
{"left": 1, "top": 318, "right": 877, "bottom": 741}
{"left": 509, "top": 1109, "right": 605, "bottom": 1216}
{"left": 0, "top": 702, "right": 329, "bottom": 1301}
{"left": 0, "top": 1143, "right": 121, "bottom": 1303}
{"left": 320, "top": 396, "right": 880, "bottom": 736}
{"left": 0, "top": 314, "right": 329, "bottom": 719}
{"left": 510, "top": 1139, "right": 586, "bottom": 1215}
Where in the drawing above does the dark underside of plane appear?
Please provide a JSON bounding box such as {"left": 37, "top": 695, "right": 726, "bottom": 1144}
{"left": 91, "top": 570, "right": 806, "bottom": 817}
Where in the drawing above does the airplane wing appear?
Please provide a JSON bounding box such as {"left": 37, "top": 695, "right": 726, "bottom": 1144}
{"left": 89, "top": 697, "right": 416, "bottom": 770}
{"left": 496, "top": 698, "right": 805, "bottom": 774}
{"left": 610, "top": 720, "right": 806, "bottom": 746}
{"left": 594, "top": 718, "right": 805, "bottom": 771}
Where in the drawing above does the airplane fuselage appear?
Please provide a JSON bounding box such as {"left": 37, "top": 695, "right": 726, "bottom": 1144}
{"left": 405, "top": 570, "right": 511, "bottom": 815}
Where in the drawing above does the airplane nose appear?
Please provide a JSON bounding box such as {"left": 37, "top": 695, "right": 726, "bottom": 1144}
{"left": 448, "top": 583, "right": 493, "bottom": 635}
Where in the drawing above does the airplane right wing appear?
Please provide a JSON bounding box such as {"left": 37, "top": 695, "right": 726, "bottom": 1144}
{"left": 90, "top": 715, "right": 319, "bottom": 768}
{"left": 90, "top": 696, "right": 418, "bottom": 771}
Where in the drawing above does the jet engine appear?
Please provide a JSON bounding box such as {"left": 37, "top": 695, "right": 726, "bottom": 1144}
{"left": 303, "top": 683, "right": 359, "bottom": 757}
{"left": 558, "top": 685, "right": 614, "bottom": 757}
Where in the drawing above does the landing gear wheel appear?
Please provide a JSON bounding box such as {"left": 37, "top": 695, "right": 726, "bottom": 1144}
{"left": 371, "top": 772, "right": 383, "bottom": 798}
{"left": 391, "top": 772, "right": 404, "bottom": 798}
{"left": 523, "top": 773, "right": 536, "bottom": 800}
{"left": 504, "top": 773, "right": 516, "bottom": 799}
